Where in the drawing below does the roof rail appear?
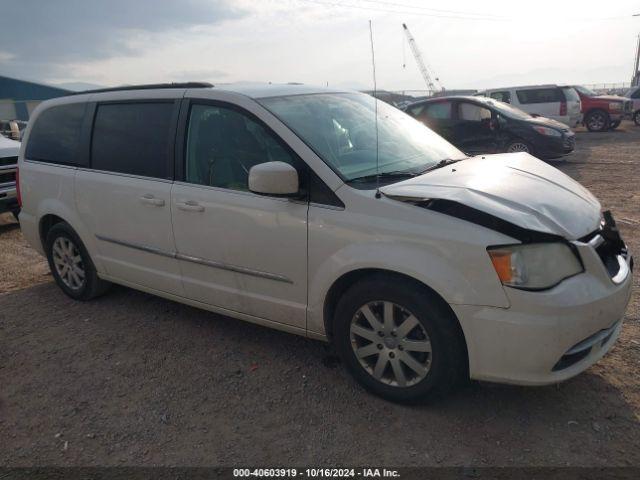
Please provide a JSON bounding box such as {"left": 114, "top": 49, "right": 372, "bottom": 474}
{"left": 70, "top": 82, "right": 214, "bottom": 95}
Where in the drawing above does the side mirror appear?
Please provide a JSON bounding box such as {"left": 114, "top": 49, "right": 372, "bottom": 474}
{"left": 249, "top": 161, "right": 299, "bottom": 197}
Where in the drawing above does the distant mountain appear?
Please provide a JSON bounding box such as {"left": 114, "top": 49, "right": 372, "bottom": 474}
{"left": 56, "top": 82, "right": 105, "bottom": 92}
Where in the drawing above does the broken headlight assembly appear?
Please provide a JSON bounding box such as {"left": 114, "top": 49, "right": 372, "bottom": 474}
{"left": 487, "top": 243, "right": 583, "bottom": 290}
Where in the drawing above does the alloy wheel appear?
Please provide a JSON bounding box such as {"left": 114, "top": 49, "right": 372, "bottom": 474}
{"left": 350, "top": 301, "right": 432, "bottom": 388}
{"left": 507, "top": 142, "right": 530, "bottom": 153}
{"left": 588, "top": 112, "right": 606, "bottom": 131}
{"left": 52, "top": 237, "right": 85, "bottom": 290}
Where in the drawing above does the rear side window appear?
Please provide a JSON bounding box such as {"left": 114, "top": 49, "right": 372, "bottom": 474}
{"left": 516, "top": 88, "right": 563, "bottom": 104}
{"left": 25, "top": 103, "right": 87, "bottom": 165}
{"left": 91, "top": 102, "right": 174, "bottom": 179}
{"left": 423, "top": 102, "right": 452, "bottom": 120}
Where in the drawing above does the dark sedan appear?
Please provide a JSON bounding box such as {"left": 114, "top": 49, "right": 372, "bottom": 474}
{"left": 404, "top": 96, "right": 575, "bottom": 159}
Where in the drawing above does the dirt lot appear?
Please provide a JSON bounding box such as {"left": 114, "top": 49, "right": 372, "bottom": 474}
{"left": 1, "top": 123, "right": 639, "bottom": 467}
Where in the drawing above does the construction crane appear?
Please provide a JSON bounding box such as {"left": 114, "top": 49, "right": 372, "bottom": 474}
{"left": 402, "top": 23, "right": 444, "bottom": 94}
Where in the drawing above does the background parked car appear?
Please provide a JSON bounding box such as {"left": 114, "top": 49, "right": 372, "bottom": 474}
{"left": 0, "top": 134, "right": 20, "bottom": 220}
{"left": 475, "top": 84, "right": 581, "bottom": 128}
{"left": 0, "top": 120, "right": 26, "bottom": 141}
{"left": 404, "top": 96, "right": 575, "bottom": 159}
{"left": 626, "top": 85, "right": 640, "bottom": 125}
{"left": 570, "top": 85, "right": 631, "bottom": 132}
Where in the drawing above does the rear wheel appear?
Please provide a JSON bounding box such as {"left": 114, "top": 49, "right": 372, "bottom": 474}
{"left": 609, "top": 120, "right": 621, "bottom": 130}
{"left": 585, "top": 109, "right": 609, "bottom": 132}
{"left": 332, "top": 275, "right": 467, "bottom": 403}
{"left": 45, "top": 222, "right": 111, "bottom": 301}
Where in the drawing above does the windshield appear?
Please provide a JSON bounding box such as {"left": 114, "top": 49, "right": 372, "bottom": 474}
{"left": 574, "top": 85, "right": 597, "bottom": 97}
{"left": 483, "top": 98, "right": 532, "bottom": 120}
{"left": 562, "top": 87, "right": 580, "bottom": 102}
{"left": 259, "top": 93, "right": 466, "bottom": 182}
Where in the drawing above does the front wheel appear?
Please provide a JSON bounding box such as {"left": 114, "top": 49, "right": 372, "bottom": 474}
{"left": 585, "top": 109, "right": 610, "bottom": 132}
{"left": 332, "top": 275, "right": 467, "bottom": 403}
{"left": 45, "top": 222, "right": 111, "bottom": 301}
{"left": 634, "top": 111, "right": 640, "bottom": 126}
{"left": 505, "top": 140, "right": 532, "bottom": 154}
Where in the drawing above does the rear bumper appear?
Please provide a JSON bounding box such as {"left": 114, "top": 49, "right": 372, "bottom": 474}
{"left": 452, "top": 243, "right": 633, "bottom": 386}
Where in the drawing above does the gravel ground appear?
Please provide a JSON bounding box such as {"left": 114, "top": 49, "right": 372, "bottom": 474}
{"left": 1, "top": 122, "right": 639, "bottom": 467}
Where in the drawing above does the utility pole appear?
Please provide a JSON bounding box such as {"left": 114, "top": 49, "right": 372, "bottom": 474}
{"left": 634, "top": 14, "right": 640, "bottom": 86}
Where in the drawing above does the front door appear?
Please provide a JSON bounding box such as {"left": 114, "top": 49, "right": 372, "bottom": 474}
{"left": 171, "top": 101, "right": 308, "bottom": 328}
{"left": 454, "top": 101, "right": 498, "bottom": 155}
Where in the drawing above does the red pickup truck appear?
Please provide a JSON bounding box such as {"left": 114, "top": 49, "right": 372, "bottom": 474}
{"left": 570, "top": 85, "right": 632, "bottom": 132}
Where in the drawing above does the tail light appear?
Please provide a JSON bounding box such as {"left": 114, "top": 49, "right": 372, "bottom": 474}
{"left": 560, "top": 101, "right": 567, "bottom": 116}
{"left": 16, "top": 166, "right": 22, "bottom": 207}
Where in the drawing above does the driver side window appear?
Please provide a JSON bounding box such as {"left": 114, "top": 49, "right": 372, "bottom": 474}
{"left": 185, "top": 104, "right": 296, "bottom": 191}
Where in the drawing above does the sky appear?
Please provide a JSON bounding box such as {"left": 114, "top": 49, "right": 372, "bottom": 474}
{"left": 0, "top": 0, "right": 639, "bottom": 92}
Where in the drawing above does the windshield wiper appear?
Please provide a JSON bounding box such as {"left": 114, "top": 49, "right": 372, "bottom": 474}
{"left": 346, "top": 170, "right": 419, "bottom": 184}
{"left": 418, "top": 158, "right": 463, "bottom": 174}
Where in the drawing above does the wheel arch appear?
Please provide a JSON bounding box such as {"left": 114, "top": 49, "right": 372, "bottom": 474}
{"left": 322, "top": 268, "right": 469, "bottom": 362}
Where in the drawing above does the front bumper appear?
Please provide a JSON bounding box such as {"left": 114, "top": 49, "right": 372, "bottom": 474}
{"left": 0, "top": 184, "right": 17, "bottom": 214}
{"left": 535, "top": 133, "right": 574, "bottom": 158}
{"left": 452, "top": 232, "right": 632, "bottom": 386}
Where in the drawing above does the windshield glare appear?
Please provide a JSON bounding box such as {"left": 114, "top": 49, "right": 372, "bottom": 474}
{"left": 484, "top": 99, "right": 531, "bottom": 120}
{"left": 574, "top": 85, "right": 596, "bottom": 97}
{"left": 259, "top": 93, "right": 466, "bottom": 181}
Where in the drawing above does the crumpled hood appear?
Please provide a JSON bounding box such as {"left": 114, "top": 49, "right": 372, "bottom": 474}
{"left": 380, "top": 153, "right": 601, "bottom": 240}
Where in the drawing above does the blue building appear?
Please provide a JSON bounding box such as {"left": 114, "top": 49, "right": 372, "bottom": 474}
{"left": 0, "top": 75, "right": 70, "bottom": 121}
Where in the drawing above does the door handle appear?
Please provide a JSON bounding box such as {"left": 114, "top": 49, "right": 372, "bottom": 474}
{"left": 139, "top": 194, "right": 165, "bottom": 207}
{"left": 176, "top": 200, "right": 205, "bottom": 212}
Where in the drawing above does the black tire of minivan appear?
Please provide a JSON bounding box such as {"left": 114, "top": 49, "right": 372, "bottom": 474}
{"left": 634, "top": 111, "right": 640, "bottom": 126}
{"left": 609, "top": 120, "right": 621, "bottom": 130}
{"left": 585, "top": 109, "right": 610, "bottom": 132}
{"left": 332, "top": 275, "right": 467, "bottom": 403}
{"left": 45, "top": 222, "right": 111, "bottom": 301}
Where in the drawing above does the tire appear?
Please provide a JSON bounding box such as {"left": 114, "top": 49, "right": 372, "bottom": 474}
{"left": 585, "top": 109, "right": 610, "bottom": 132}
{"left": 505, "top": 139, "right": 533, "bottom": 154}
{"left": 634, "top": 111, "right": 640, "bottom": 126}
{"left": 609, "top": 120, "right": 621, "bottom": 130}
{"left": 332, "top": 275, "right": 467, "bottom": 403}
{"left": 45, "top": 222, "right": 111, "bottom": 301}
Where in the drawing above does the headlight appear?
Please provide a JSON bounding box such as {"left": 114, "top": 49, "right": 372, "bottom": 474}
{"left": 609, "top": 102, "right": 622, "bottom": 110}
{"left": 533, "top": 126, "right": 561, "bottom": 137}
{"left": 487, "top": 243, "right": 583, "bottom": 290}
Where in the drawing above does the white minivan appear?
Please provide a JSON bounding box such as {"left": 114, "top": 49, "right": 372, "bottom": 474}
{"left": 477, "top": 85, "right": 582, "bottom": 128}
{"left": 17, "top": 83, "right": 632, "bottom": 402}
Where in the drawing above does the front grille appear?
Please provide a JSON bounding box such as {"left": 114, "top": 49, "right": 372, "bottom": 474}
{"left": 563, "top": 136, "right": 576, "bottom": 150}
{"left": 0, "top": 171, "right": 16, "bottom": 184}
{"left": 580, "top": 211, "right": 628, "bottom": 278}
{"left": 0, "top": 156, "right": 17, "bottom": 167}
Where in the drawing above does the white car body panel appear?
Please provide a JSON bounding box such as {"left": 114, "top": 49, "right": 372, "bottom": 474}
{"left": 171, "top": 182, "right": 308, "bottom": 328}
{"left": 17, "top": 83, "right": 633, "bottom": 388}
